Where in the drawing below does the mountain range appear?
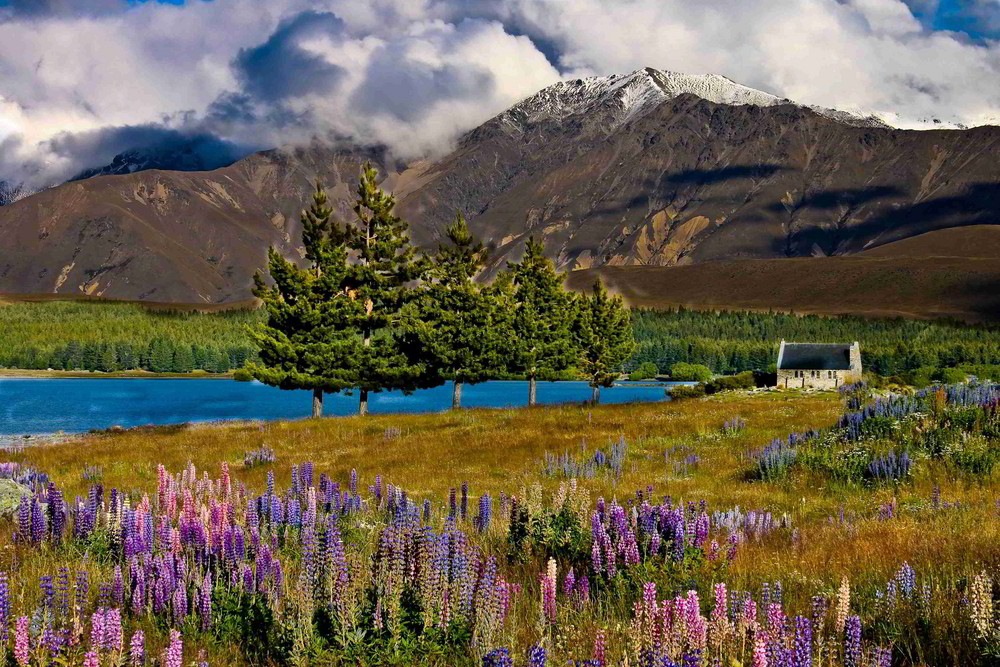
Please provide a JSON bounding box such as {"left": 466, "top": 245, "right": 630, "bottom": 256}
{"left": 1, "top": 68, "right": 998, "bottom": 317}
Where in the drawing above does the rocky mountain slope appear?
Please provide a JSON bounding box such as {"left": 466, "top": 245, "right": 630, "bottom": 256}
{"left": 0, "top": 67, "right": 997, "bottom": 305}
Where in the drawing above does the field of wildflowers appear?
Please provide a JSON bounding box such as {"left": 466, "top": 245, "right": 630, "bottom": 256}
{"left": 0, "top": 388, "right": 996, "bottom": 666}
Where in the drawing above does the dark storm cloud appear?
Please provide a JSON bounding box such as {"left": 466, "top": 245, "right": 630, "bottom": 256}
{"left": 234, "top": 11, "right": 348, "bottom": 102}
{"left": 43, "top": 124, "right": 254, "bottom": 180}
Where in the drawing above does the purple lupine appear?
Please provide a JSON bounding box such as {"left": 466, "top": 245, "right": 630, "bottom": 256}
{"left": 199, "top": 572, "right": 213, "bottom": 630}
{"left": 349, "top": 469, "right": 357, "bottom": 496}
{"left": 106, "top": 608, "right": 123, "bottom": 652}
{"left": 0, "top": 572, "right": 9, "bottom": 642}
{"left": 563, "top": 568, "right": 576, "bottom": 596}
{"left": 461, "top": 482, "right": 469, "bottom": 520}
{"left": 113, "top": 566, "right": 124, "bottom": 607}
{"left": 529, "top": 645, "right": 547, "bottom": 667}
{"left": 483, "top": 648, "right": 513, "bottom": 667}
{"left": 423, "top": 499, "right": 431, "bottom": 522}
{"left": 84, "top": 651, "right": 100, "bottom": 667}
{"left": 793, "top": 615, "right": 811, "bottom": 667}
{"left": 844, "top": 615, "right": 862, "bottom": 667}
{"left": 172, "top": 586, "right": 188, "bottom": 625}
{"left": 76, "top": 571, "right": 89, "bottom": 616}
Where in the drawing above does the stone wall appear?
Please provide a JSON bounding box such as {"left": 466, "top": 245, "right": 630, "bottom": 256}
{"left": 777, "top": 369, "right": 845, "bottom": 390}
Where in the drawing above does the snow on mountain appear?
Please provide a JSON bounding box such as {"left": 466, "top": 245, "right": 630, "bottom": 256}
{"left": 500, "top": 67, "right": 888, "bottom": 131}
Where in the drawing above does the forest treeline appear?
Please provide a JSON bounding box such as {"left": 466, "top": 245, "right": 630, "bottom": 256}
{"left": 631, "top": 308, "right": 1000, "bottom": 376}
{"left": 3, "top": 295, "right": 1000, "bottom": 378}
{"left": 0, "top": 301, "right": 258, "bottom": 373}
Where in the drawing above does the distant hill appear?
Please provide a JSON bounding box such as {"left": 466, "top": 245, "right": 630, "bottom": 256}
{"left": 0, "top": 67, "right": 997, "bottom": 309}
{"left": 566, "top": 226, "right": 1000, "bottom": 321}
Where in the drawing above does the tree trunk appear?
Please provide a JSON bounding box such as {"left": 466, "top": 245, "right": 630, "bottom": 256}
{"left": 359, "top": 389, "right": 369, "bottom": 416}
{"left": 452, "top": 380, "right": 463, "bottom": 409}
{"left": 592, "top": 385, "right": 601, "bottom": 404}
{"left": 528, "top": 376, "right": 537, "bottom": 406}
{"left": 312, "top": 388, "right": 323, "bottom": 418}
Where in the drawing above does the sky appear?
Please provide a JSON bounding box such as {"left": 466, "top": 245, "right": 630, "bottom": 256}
{"left": 0, "top": 0, "right": 997, "bottom": 191}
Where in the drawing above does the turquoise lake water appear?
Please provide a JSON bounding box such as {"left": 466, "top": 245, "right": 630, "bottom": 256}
{"left": 0, "top": 378, "right": 684, "bottom": 435}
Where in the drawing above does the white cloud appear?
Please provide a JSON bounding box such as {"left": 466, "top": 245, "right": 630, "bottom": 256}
{"left": 0, "top": 0, "right": 998, "bottom": 190}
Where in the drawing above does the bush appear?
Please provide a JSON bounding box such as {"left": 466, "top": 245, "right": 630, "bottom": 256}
{"left": 629, "top": 361, "right": 659, "bottom": 380}
{"left": 669, "top": 384, "right": 706, "bottom": 400}
{"left": 233, "top": 368, "right": 254, "bottom": 382}
{"left": 670, "top": 362, "right": 713, "bottom": 382}
{"left": 935, "top": 367, "right": 968, "bottom": 384}
{"left": 905, "top": 366, "right": 936, "bottom": 388}
{"left": 705, "top": 371, "right": 755, "bottom": 394}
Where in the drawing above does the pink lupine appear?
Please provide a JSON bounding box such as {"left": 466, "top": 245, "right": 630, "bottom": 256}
{"left": 129, "top": 630, "right": 145, "bottom": 666}
{"left": 163, "top": 629, "right": 182, "bottom": 667}
{"left": 84, "top": 650, "right": 100, "bottom": 667}
{"left": 753, "top": 631, "right": 768, "bottom": 667}
{"left": 90, "top": 608, "right": 106, "bottom": 652}
{"left": 541, "top": 558, "right": 557, "bottom": 623}
{"left": 14, "top": 616, "right": 30, "bottom": 667}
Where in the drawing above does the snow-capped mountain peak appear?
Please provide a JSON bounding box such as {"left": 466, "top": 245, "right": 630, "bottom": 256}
{"left": 500, "top": 67, "right": 888, "bottom": 130}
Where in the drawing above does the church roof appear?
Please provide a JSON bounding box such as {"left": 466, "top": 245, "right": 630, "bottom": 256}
{"left": 778, "top": 342, "right": 854, "bottom": 371}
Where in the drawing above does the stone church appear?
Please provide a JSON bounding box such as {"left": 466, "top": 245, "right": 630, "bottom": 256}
{"left": 776, "top": 340, "right": 862, "bottom": 389}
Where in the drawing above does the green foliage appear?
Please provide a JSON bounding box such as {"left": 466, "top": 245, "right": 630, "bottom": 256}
{"left": 629, "top": 361, "right": 659, "bottom": 381}
{"left": 248, "top": 182, "right": 365, "bottom": 402}
{"left": 936, "top": 367, "right": 968, "bottom": 384}
{"left": 412, "top": 213, "right": 510, "bottom": 394}
{"left": 573, "top": 279, "right": 636, "bottom": 392}
{"left": 232, "top": 368, "right": 254, "bottom": 382}
{"left": 212, "top": 588, "right": 292, "bottom": 665}
{"left": 505, "top": 237, "right": 577, "bottom": 383}
{"left": 669, "top": 362, "right": 713, "bottom": 382}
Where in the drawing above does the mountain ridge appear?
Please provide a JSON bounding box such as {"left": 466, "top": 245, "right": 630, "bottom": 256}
{"left": 0, "top": 68, "right": 997, "bottom": 311}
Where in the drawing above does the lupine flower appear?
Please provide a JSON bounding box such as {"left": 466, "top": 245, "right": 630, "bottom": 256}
{"left": 969, "top": 570, "right": 993, "bottom": 640}
{"left": 593, "top": 629, "right": 606, "bottom": 666}
{"left": 14, "top": 616, "right": 30, "bottom": 667}
{"left": 130, "top": 630, "right": 145, "bottom": 666}
{"left": 844, "top": 615, "right": 862, "bottom": 667}
{"left": 835, "top": 577, "right": 850, "bottom": 636}
{"left": 529, "top": 645, "right": 546, "bottom": 667}
{"left": 84, "top": 650, "right": 100, "bottom": 667}
{"left": 163, "top": 629, "right": 183, "bottom": 667}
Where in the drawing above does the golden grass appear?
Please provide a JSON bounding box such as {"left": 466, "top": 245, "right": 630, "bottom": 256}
{"left": 2, "top": 390, "right": 998, "bottom": 665}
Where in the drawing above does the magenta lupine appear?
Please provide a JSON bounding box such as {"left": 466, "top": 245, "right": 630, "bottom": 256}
{"left": 14, "top": 616, "right": 30, "bottom": 667}
{"left": 130, "top": 630, "right": 145, "bottom": 666}
{"left": 163, "top": 629, "right": 183, "bottom": 667}
{"left": 84, "top": 650, "right": 100, "bottom": 667}
{"left": 541, "top": 558, "right": 557, "bottom": 623}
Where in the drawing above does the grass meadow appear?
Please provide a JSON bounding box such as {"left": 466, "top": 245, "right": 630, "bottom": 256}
{"left": 0, "top": 389, "right": 997, "bottom": 666}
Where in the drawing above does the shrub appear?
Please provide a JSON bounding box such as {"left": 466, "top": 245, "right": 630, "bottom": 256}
{"left": 669, "top": 362, "right": 713, "bottom": 382}
{"left": 233, "top": 368, "right": 254, "bottom": 382}
{"left": 668, "top": 384, "right": 705, "bottom": 400}
{"left": 704, "top": 371, "right": 754, "bottom": 394}
{"left": 905, "top": 366, "right": 936, "bottom": 388}
{"left": 629, "top": 361, "right": 659, "bottom": 380}
{"left": 935, "top": 368, "right": 968, "bottom": 384}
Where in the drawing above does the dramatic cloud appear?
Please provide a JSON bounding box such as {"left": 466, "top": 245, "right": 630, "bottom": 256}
{"left": 0, "top": 0, "right": 997, "bottom": 191}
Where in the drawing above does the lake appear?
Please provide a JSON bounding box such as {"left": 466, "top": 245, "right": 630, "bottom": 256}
{"left": 0, "top": 378, "right": 684, "bottom": 435}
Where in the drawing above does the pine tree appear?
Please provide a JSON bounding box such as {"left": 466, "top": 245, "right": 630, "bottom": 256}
{"left": 507, "top": 237, "right": 577, "bottom": 405}
{"left": 417, "top": 213, "right": 509, "bottom": 408}
{"left": 343, "top": 163, "right": 436, "bottom": 415}
{"left": 573, "top": 279, "right": 636, "bottom": 403}
{"left": 247, "top": 183, "right": 362, "bottom": 417}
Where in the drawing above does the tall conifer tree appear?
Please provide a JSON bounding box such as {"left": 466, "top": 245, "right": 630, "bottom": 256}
{"left": 417, "top": 213, "right": 509, "bottom": 408}
{"left": 248, "top": 184, "right": 361, "bottom": 417}
{"left": 574, "top": 279, "right": 636, "bottom": 403}
{"left": 507, "top": 237, "right": 577, "bottom": 405}
{"left": 343, "top": 163, "right": 435, "bottom": 415}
